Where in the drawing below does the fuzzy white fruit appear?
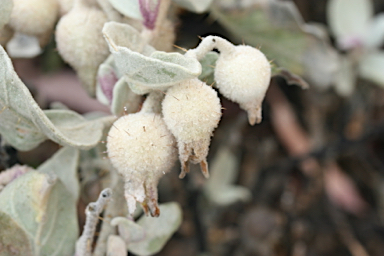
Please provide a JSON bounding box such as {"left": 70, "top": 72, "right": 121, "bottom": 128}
{"left": 57, "top": 0, "right": 74, "bottom": 15}
{"left": 215, "top": 44, "right": 271, "bottom": 125}
{"left": 55, "top": 1, "right": 109, "bottom": 96}
{"left": 106, "top": 112, "right": 177, "bottom": 217}
{"left": 8, "top": 0, "right": 58, "bottom": 36}
{"left": 162, "top": 78, "right": 222, "bottom": 178}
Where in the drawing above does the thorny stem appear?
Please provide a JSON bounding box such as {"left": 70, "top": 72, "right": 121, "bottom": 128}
{"left": 75, "top": 188, "right": 112, "bottom": 256}
{"left": 186, "top": 35, "right": 235, "bottom": 60}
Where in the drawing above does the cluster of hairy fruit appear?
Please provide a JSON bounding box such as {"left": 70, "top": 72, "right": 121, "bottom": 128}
{"left": 106, "top": 36, "right": 271, "bottom": 217}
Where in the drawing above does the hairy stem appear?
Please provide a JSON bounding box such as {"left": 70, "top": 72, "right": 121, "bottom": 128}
{"left": 75, "top": 188, "right": 112, "bottom": 256}
{"left": 186, "top": 35, "right": 235, "bottom": 60}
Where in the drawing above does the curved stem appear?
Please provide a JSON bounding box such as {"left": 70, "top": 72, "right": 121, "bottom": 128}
{"left": 186, "top": 36, "right": 235, "bottom": 60}
{"left": 140, "top": 91, "right": 164, "bottom": 114}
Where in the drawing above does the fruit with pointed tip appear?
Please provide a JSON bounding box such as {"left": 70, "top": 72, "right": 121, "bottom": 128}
{"left": 162, "top": 78, "right": 221, "bottom": 179}
{"left": 214, "top": 43, "right": 271, "bottom": 125}
{"left": 106, "top": 112, "right": 176, "bottom": 217}
{"left": 55, "top": 1, "right": 109, "bottom": 96}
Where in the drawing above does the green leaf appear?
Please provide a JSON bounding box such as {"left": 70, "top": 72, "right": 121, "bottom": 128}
{"left": 327, "top": 0, "right": 373, "bottom": 42}
{"left": 103, "top": 23, "right": 201, "bottom": 89}
{"left": 107, "top": 235, "right": 127, "bottom": 256}
{"left": 0, "top": 210, "right": 33, "bottom": 256}
{"left": 111, "top": 77, "right": 142, "bottom": 116}
{"left": 334, "top": 55, "right": 356, "bottom": 97}
{"left": 0, "top": 45, "right": 104, "bottom": 150}
{"left": 0, "top": 171, "right": 79, "bottom": 256}
{"left": 37, "top": 147, "right": 80, "bottom": 201}
{"left": 198, "top": 51, "right": 218, "bottom": 84}
{"left": 102, "top": 22, "right": 155, "bottom": 54}
{"left": 358, "top": 51, "right": 384, "bottom": 88}
{"left": 111, "top": 217, "right": 145, "bottom": 244}
{"left": 7, "top": 33, "right": 42, "bottom": 58}
{"left": 0, "top": 0, "right": 12, "bottom": 29}
{"left": 364, "top": 14, "right": 384, "bottom": 49}
{"left": 204, "top": 146, "right": 251, "bottom": 206}
{"left": 128, "top": 202, "right": 182, "bottom": 256}
{"left": 172, "top": 0, "right": 214, "bottom": 13}
{"left": 211, "top": 1, "right": 337, "bottom": 80}
{"left": 108, "top": 0, "right": 143, "bottom": 20}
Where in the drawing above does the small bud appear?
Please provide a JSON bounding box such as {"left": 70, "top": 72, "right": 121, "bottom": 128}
{"left": 214, "top": 44, "right": 271, "bottom": 125}
{"left": 55, "top": 1, "right": 109, "bottom": 96}
{"left": 162, "top": 78, "right": 222, "bottom": 178}
{"left": 106, "top": 112, "right": 177, "bottom": 216}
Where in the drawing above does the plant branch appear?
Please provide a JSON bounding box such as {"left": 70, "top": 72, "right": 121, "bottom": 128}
{"left": 75, "top": 188, "right": 112, "bottom": 256}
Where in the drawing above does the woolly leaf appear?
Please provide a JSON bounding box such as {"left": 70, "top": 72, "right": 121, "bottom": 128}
{"left": 128, "top": 202, "right": 182, "bottom": 255}
{"left": 103, "top": 22, "right": 154, "bottom": 54}
{"left": 7, "top": 33, "right": 42, "bottom": 58}
{"left": 0, "top": 0, "right": 13, "bottom": 29}
{"left": 108, "top": 0, "right": 143, "bottom": 20}
{"left": 172, "top": 0, "right": 214, "bottom": 13}
{"left": 107, "top": 235, "right": 127, "bottom": 256}
{"left": 103, "top": 23, "right": 201, "bottom": 89}
{"left": 327, "top": 0, "right": 373, "bottom": 43}
{"left": 198, "top": 51, "right": 218, "bottom": 83}
{"left": 96, "top": 55, "right": 119, "bottom": 105}
{"left": 0, "top": 45, "right": 104, "bottom": 150}
{"left": 37, "top": 147, "right": 80, "bottom": 201}
{"left": 0, "top": 210, "right": 33, "bottom": 256}
{"left": 111, "top": 77, "right": 141, "bottom": 116}
{"left": 111, "top": 217, "right": 146, "bottom": 244}
{"left": 204, "top": 146, "right": 251, "bottom": 206}
{"left": 364, "top": 14, "right": 384, "bottom": 48}
{"left": 358, "top": 51, "right": 384, "bottom": 88}
{"left": 0, "top": 171, "right": 78, "bottom": 256}
{"left": 211, "top": 0, "right": 338, "bottom": 87}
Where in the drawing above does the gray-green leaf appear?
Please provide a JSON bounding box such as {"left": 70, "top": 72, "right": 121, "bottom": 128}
{"left": 111, "top": 217, "right": 146, "bottom": 244}
{"left": 111, "top": 77, "right": 142, "bottom": 116}
{"left": 204, "top": 146, "right": 252, "bottom": 206}
{"left": 108, "top": 0, "right": 142, "bottom": 20}
{"left": 0, "top": 45, "right": 104, "bottom": 150}
{"left": 128, "top": 202, "right": 182, "bottom": 256}
{"left": 198, "top": 51, "right": 218, "bottom": 83}
{"left": 0, "top": 0, "right": 13, "bottom": 29}
{"left": 103, "top": 23, "right": 201, "bottom": 89}
{"left": 0, "top": 210, "right": 33, "bottom": 256}
{"left": 0, "top": 171, "right": 78, "bottom": 256}
{"left": 37, "top": 146, "right": 80, "bottom": 201}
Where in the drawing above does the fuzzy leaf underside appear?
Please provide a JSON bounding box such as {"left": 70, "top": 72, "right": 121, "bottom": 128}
{"left": 37, "top": 146, "right": 80, "bottom": 201}
{"left": 0, "top": 210, "right": 33, "bottom": 256}
{"left": 111, "top": 46, "right": 201, "bottom": 88}
{"left": 204, "top": 146, "right": 251, "bottom": 206}
{"left": 111, "top": 77, "right": 141, "bottom": 116}
{"left": 127, "top": 202, "right": 182, "bottom": 256}
{"left": 211, "top": 0, "right": 338, "bottom": 85}
{"left": 0, "top": 45, "right": 104, "bottom": 151}
{"left": 198, "top": 51, "right": 218, "bottom": 84}
{"left": 0, "top": 171, "right": 78, "bottom": 256}
{"left": 103, "top": 22, "right": 201, "bottom": 89}
{"left": 108, "top": 0, "right": 142, "bottom": 20}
